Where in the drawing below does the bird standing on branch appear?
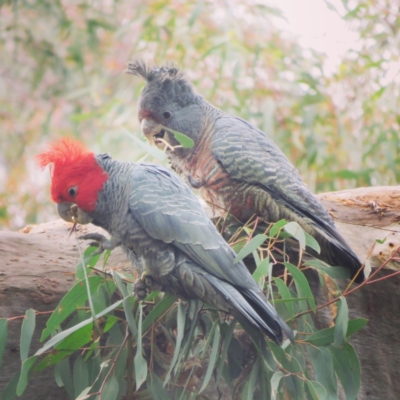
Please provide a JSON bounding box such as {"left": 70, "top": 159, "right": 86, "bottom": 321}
{"left": 127, "top": 61, "right": 364, "bottom": 283}
{"left": 36, "top": 137, "right": 293, "bottom": 344}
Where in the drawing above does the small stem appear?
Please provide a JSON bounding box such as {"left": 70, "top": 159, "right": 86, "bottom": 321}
{"left": 126, "top": 333, "right": 134, "bottom": 400}
{"left": 293, "top": 246, "right": 400, "bottom": 320}
{"left": 366, "top": 269, "right": 400, "bottom": 285}
{"left": 99, "top": 327, "right": 130, "bottom": 400}
{"left": 7, "top": 310, "right": 53, "bottom": 321}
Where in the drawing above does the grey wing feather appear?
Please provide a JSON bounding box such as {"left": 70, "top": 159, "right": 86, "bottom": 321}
{"left": 129, "top": 163, "right": 255, "bottom": 289}
{"left": 211, "top": 116, "right": 348, "bottom": 243}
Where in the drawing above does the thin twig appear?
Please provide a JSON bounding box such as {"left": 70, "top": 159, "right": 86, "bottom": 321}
{"left": 99, "top": 326, "right": 130, "bottom": 400}
{"left": 293, "top": 246, "right": 400, "bottom": 320}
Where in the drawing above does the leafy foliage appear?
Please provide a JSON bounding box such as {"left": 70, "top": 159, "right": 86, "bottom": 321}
{"left": 0, "top": 0, "right": 399, "bottom": 229}
{"left": 0, "top": 220, "right": 369, "bottom": 399}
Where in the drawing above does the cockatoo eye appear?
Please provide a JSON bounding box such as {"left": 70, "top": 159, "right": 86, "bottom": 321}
{"left": 68, "top": 186, "right": 78, "bottom": 198}
{"left": 163, "top": 111, "right": 171, "bottom": 119}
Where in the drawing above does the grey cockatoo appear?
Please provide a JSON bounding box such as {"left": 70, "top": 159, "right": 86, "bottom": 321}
{"left": 127, "top": 61, "right": 364, "bottom": 283}
{"left": 36, "top": 137, "right": 293, "bottom": 344}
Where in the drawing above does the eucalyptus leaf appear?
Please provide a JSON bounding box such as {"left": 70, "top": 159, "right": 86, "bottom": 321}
{"left": 305, "top": 318, "right": 368, "bottom": 347}
{"left": 269, "top": 219, "right": 287, "bottom": 238}
{"left": 0, "top": 370, "right": 20, "bottom": 400}
{"left": 164, "top": 126, "right": 195, "bottom": 148}
{"left": 164, "top": 301, "right": 186, "bottom": 385}
{"left": 20, "top": 309, "right": 36, "bottom": 362}
{"left": 234, "top": 234, "right": 268, "bottom": 264}
{"left": 73, "top": 356, "right": 89, "bottom": 399}
{"left": 284, "top": 221, "right": 306, "bottom": 250}
{"left": 306, "top": 379, "right": 328, "bottom": 400}
{"left": 199, "top": 323, "right": 220, "bottom": 393}
{"left": 270, "top": 371, "right": 284, "bottom": 400}
{"left": 329, "top": 343, "right": 360, "bottom": 400}
{"left": 305, "top": 260, "right": 351, "bottom": 280}
{"left": 41, "top": 275, "right": 106, "bottom": 341}
{"left": 274, "top": 277, "right": 294, "bottom": 319}
{"left": 16, "top": 356, "right": 38, "bottom": 396}
{"left": 134, "top": 305, "right": 148, "bottom": 390}
{"left": 304, "top": 231, "right": 321, "bottom": 254}
{"left": 36, "top": 298, "right": 125, "bottom": 356}
{"left": 142, "top": 294, "right": 176, "bottom": 334}
{"left": 101, "top": 375, "right": 119, "bottom": 400}
{"left": 334, "top": 297, "right": 349, "bottom": 348}
{"left": 148, "top": 371, "right": 173, "bottom": 400}
{"left": 308, "top": 346, "right": 337, "bottom": 400}
{"left": 283, "top": 262, "right": 316, "bottom": 313}
{"left": 0, "top": 318, "right": 8, "bottom": 367}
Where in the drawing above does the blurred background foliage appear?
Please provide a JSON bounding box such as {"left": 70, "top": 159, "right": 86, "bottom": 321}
{"left": 0, "top": 0, "right": 399, "bottom": 229}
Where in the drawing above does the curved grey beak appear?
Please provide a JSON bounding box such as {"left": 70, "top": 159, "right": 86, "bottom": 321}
{"left": 141, "top": 118, "right": 164, "bottom": 148}
{"left": 57, "top": 203, "right": 93, "bottom": 225}
{"left": 141, "top": 118, "right": 162, "bottom": 138}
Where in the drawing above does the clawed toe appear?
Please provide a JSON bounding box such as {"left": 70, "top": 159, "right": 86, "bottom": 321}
{"left": 79, "top": 233, "right": 117, "bottom": 254}
{"left": 133, "top": 279, "right": 148, "bottom": 301}
{"left": 133, "top": 273, "right": 162, "bottom": 300}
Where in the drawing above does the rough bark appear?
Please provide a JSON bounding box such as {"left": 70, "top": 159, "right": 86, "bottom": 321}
{"left": 0, "top": 186, "right": 399, "bottom": 399}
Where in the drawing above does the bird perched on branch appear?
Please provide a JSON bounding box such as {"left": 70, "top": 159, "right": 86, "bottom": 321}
{"left": 36, "top": 137, "right": 293, "bottom": 344}
{"left": 127, "top": 61, "right": 364, "bottom": 283}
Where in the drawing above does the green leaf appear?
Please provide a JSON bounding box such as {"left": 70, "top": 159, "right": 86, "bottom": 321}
{"left": 234, "top": 234, "right": 268, "bottom": 264}
{"left": 329, "top": 344, "right": 360, "bottom": 400}
{"left": 35, "top": 323, "right": 93, "bottom": 371}
{"left": 101, "top": 375, "right": 119, "bottom": 400}
{"left": 76, "top": 387, "right": 92, "bottom": 400}
{"left": 306, "top": 379, "right": 328, "bottom": 400}
{"left": 274, "top": 278, "right": 294, "bottom": 319}
{"left": 216, "top": 319, "right": 236, "bottom": 382}
{"left": 165, "top": 301, "right": 186, "bottom": 385}
{"left": 16, "top": 356, "right": 38, "bottom": 396}
{"left": 199, "top": 322, "right": 220, "bottom": 393}
{"left": 148, "top": 371, "right": 173, "bottom": 400}
{"left": 305, "top": 318, "right": 368, "bottom": 346}
{"left": 54, "top": 358, "right": 74, "bottom": 399}
{"left": 78, "top": 246, "right": 102, "bottom": 339}
{"left": 134, "top": 305, "right": 148, "bottom": 390}
{"left": 0, "top": 319, "right": 8, "bottom": 367}
{"left": 375, "top": 237, "right": 387, "bottom": 244}
{"left": 284, "top": 221, "right": 306, "bottom": 250}
{"left": 41, "top": 275, "right": 106, "bottom": 341}
{"left": 269, "top": 219, "right": 287, "bottom": 238}
{"left": 283, "top": 263, "right": 316, "bottom": 313}
{"left": 113, "top": 271, "right": 137, "bottom": 336}
{"left": 36, "top": 298, "right": 125, "bottom": 356}
{"left": 308, "top": 346, "right": 337, "bottom": 400}
{"left": 1, "top": 369, "right": 20, "bottom": 400}
{"left": 200, "top": 318, "right": 218, "bottom": 359}
{"left": 268, "top": 342, "right": 293, "bottom": 372}
{"left": 20, "top": 309, "right": 36, "bottom": 362}
{"left": 122, "top": 127, "right": 166, "bottom": 161}
{"left": 304, "top": 260, "right": 351, "bottom": 280}
{"left": 142, "top": 294, "right": 176, "bottom": 334}
{"left": 270, "top": 371, "right": 284, "bottom": 400}
{"left": 304, "top": 231, "right": 321, "bottom": 254}
{"left": 73, "top": 356, "right": 89, "bottom": 398}
{"left": 75, "top": 247, "right": 101, "bottom": 281}
{"left": 241, "top": 358, "right": 260, "bottom": 400}
{"left": 165, "top": 127, "right": 195, "bottom": 148}
{"left": 252, "top": 257, "right": 270, "bottom": 283}
{"left": 334, "top": 297, "right": 348, "bottom": 348}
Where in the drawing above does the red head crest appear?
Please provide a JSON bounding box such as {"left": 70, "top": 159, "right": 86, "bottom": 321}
{"left": 36, "top": 137, "right": 108, "bottom": 211}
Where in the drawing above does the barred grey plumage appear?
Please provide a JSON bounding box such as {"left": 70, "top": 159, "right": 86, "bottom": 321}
{"left": 51, "top": 148, "right": 292, "bottom": 344}
{"left": 127, "top": 61, "right": 364, "bottom": 283}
